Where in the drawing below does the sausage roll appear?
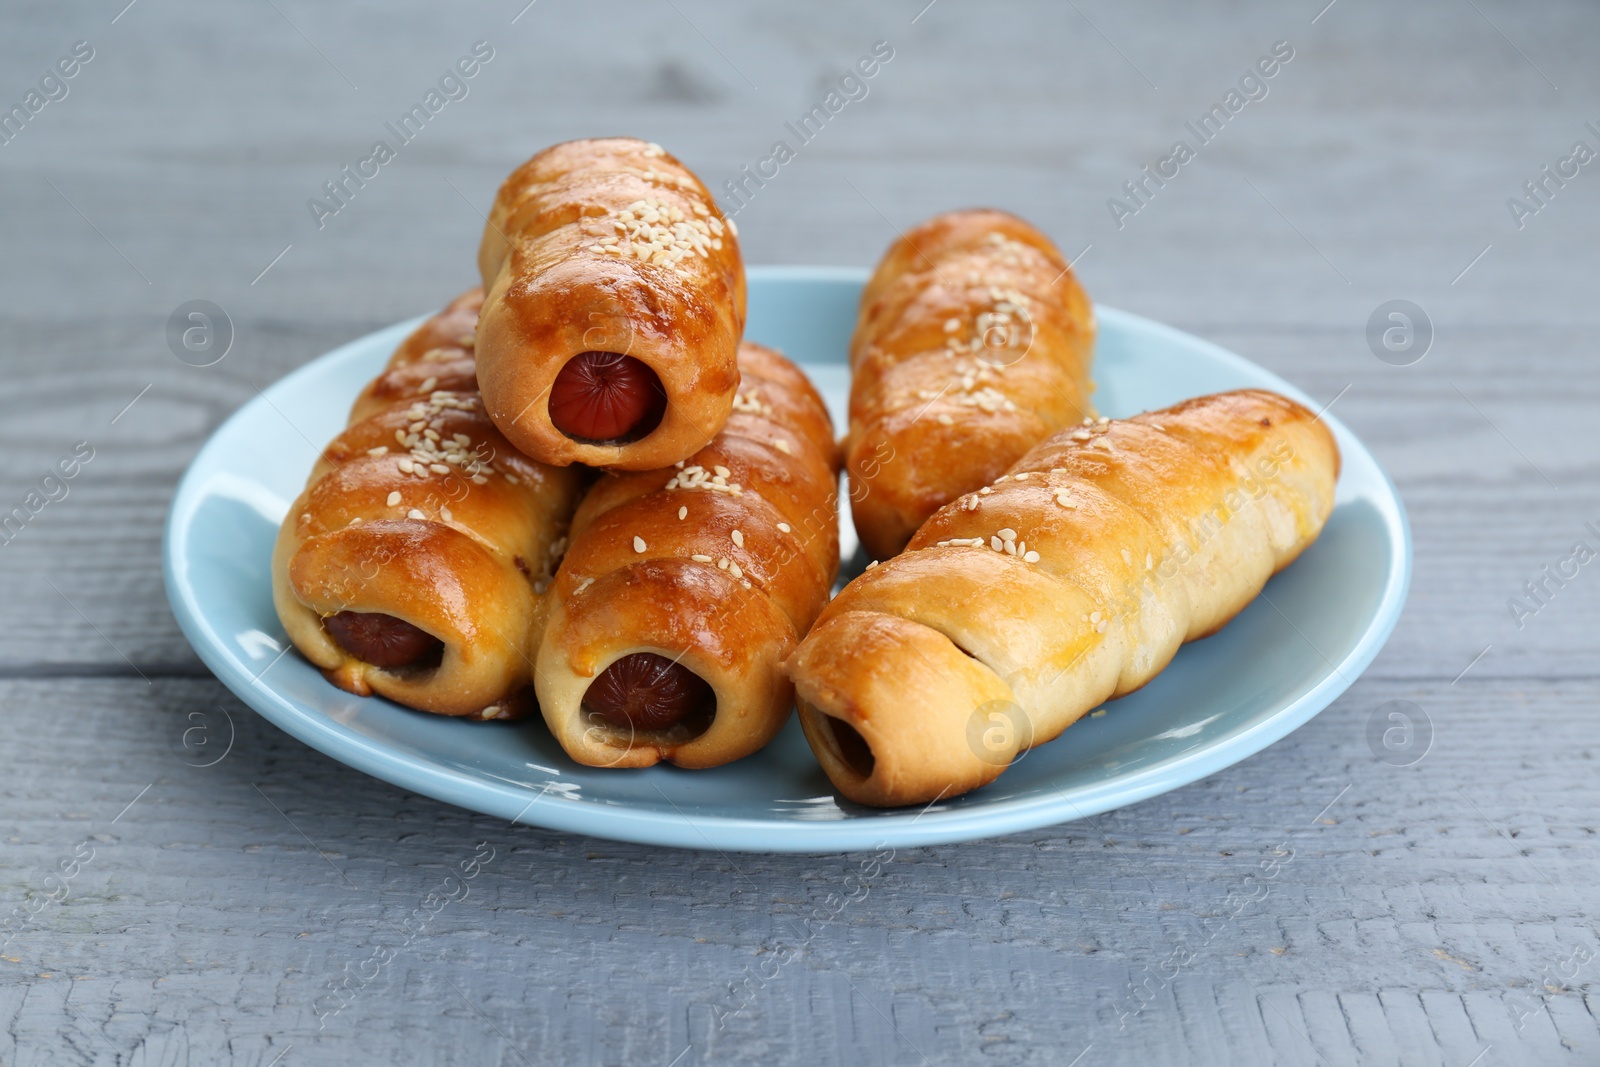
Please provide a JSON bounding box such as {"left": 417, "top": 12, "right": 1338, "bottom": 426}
{"left": 847, "top": 208, "right": 1097, "bottom": 559}
{"left": 272, "top": 288, "right": 587, "bottom": 720}
{"left": 533, "top": 342, "right": 839, "bottom": 768}
{"left": 476, "top": 137, "right": 745, "bottom": 471}
{"left": 789, "top": 390, "right": 1339, "bottom": 806}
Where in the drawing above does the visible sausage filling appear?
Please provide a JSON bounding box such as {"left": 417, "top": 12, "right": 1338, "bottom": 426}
{"left": 548, "top": 351, "right": 666, "bottom": 444}
{"left": 826, "top": 716, "right": 876, "bottom": 778}
{"left": 323, "top": 611, "right": 443, "bottom": 670}
{"left": 583, "top": 652, "right": 712, "bottom": 733}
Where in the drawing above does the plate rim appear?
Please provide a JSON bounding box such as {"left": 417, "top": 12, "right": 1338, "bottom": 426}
{"left": 163, "top": 265, "right": 1412, "bottom": 853}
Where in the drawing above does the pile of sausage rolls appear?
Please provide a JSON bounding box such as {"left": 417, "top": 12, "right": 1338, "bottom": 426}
{"left": 273, "top": 139, "right": 1339, "bottom": 802}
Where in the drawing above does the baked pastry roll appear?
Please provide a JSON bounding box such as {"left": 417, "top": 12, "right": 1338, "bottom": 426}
{"left": 476, "top": 137, "right": 745, "bottom": 471}
{"left": 534, "top": 342, "right": 839, "bottom": 768}
{"left": 788, "top": 390, "right": 1339, "bottom": 806}
{"left": 847, "top": 208, "right": 1096, "bottom": 559}
{"left": 272, "top": 289, "right": 586, "bottom": 720}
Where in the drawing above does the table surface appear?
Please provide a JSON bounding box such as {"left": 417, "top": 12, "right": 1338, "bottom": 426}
{"left": 3, "top": 1, "right": 1597, "bottom": 1064}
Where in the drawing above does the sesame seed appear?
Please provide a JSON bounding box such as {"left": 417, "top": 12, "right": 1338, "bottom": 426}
{"left": 574, "top": 577, "right": 594, "bottom": 595}
{"left": 717, "top": 557, "right": 729, "bottom": 569}
{"left": 633, "top": 536, "right": 647, "bottom": 553}
{"left": 713, "top": 465, "right": 731, "bottom": 478}
{"left": 1095, "top": 619, "right": 1108, "bottom": 633}
{"left": 407, "top": 508, "right": 425, "bottom": 520}
{"left": 419, "top": 376, "right": 438, "bottom": 393}
{"left": 978, "top": 487, "right": 993, "bottom": 496}
{"left": 733, "top": 391, "right": 773, "bottom": 417}
{"left": 430, "top": 463, "right": 450, "bottom": 475}
{"left": 776, "top": 522, "right": 791, "bottom": 533}
{"left": 386, "top": 491, "right": 402, "bottom": 506}
{"left": 398, "top": 458, "right": 414, "bottom": 474}
{"left": 990, "top": 535, "right": 1003, "bottom": 552}
{"left": 678, "top": 506, "right": 688, "bottom": 520}
{"left": 731, "top": 529, "right": 744, "bottom": 548}
{"left": 728, "top": 562, "right": 743, "bottom": 579}
{"left": 865, "top": 560, "right": 878, "bottom": 569}
{"left": 1014, "top": 472, "right": 1029, "bottom": 481}
{"left": 367, "top": 446, "right": 389, "bottom": 457}
{"left": 441, "top": 507, "right": 452, "bottom": 522}
{"left": 774, "top": 439, "right": 792, "bottom": 454}
{"left": 691, "top": 554, "right": 713, "bottom": 563}
{"left": 1023, "top": 550, "right": 1041, "bottom": 563}
{"left": 937, "top": 414, "right": 954, "bottom": 426}
{"left": 997, "top": 528, "right": 1018, "bottom": 541}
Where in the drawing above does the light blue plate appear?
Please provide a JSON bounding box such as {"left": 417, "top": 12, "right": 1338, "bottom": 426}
{"left": 164, "top": 267, "right": 1410, "bottom": 853}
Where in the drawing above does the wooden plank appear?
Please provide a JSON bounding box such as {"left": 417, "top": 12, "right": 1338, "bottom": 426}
{"left": 0, "top": 674, "right": 1593, "bottom": 1063}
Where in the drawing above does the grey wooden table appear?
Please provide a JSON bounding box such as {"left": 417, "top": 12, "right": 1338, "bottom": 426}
{"left": 2, "top": 0, "right": 1596, "bottom": 1063}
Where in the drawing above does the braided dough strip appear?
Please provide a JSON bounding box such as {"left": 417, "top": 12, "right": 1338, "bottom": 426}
{"left": 272, "top": 289, "right": 586, "bottom": 720}
{"left": 476, "top": 137, "right": 745, "bottom": 470}
{"left": 534, "top": 342, "right": 839, "bottom": 769}
{"left": 846, "top": 208, "right": 1096, "bottom": 559}
{"left": 788, "top": 390, "right": 1339, "bottom": 806}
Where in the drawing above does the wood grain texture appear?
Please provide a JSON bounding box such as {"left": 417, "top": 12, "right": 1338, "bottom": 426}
{"left": 1, "top": 0, "right": 1597, "bottom": 1063}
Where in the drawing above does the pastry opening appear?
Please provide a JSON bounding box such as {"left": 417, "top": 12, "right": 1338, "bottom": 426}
{"left": 581, "top": 652, "right": 714, "bottom": 742}
{"left": 825, "top": 716, "right": 876, "bottom": 779}
{"left": 323, "top": 611, "right": 444, "bottom": 672}
{"left": 548, "top": 351, "right": 667, "bottom": 445}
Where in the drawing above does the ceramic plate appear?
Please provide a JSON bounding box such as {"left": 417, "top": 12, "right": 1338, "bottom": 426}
{"left": 164, "top": 267, "right": 1410, "bottom": 853}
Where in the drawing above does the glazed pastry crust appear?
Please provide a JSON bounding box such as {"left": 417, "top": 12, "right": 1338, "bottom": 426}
{"left": 271, "top": 289, "right": 586, "bottom": 719}
{"left": 846, "top": 208, "right": 1096, "bottom": 559}
{"left": 534, "top": 342, "right": 840, "bottom": 768}
{"left": 476, "top": 137, "right": 745, "bottom": 470}
{"left": 788, "top": 389, "right": 1340, "bottom": 806}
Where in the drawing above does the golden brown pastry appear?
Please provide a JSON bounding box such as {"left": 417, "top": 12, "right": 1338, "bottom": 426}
{"left": 788, "top": 389, "right": 1340, "bottom": 806}
{"left": 272, "top": 289, "right": 586, "bottom": 720}
{"left": 846, "top": 208, "right": 1097, "bottom": 559}
{"left": 533, "top": 342, "right": 839, "bottom": 768}
{"left": 475, "top": 137, "right": 745, "bottom": 471}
